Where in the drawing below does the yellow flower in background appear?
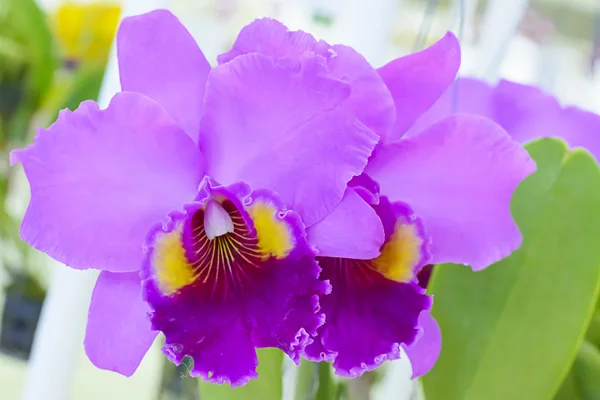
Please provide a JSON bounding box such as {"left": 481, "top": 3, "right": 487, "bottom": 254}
{"left": 52, "top": 2, "right": 121, "bottom": 64}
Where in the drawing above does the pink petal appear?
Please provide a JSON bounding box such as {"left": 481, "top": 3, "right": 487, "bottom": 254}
{"left": 217, "top": 18, "right": 322, "bottom": 63}
{"left": 199, "top": 53, "right": 378, "bottom": 227}
{"left": 377, "top": 33, "right": 460, "bottom": 142}
{"left": 402, "top": 311, "right": 441, "bottom": 378}
{"left": 117, "top": 9, "right": 211, "bottom": 143}
{"left": 85, "top": 271, "right": 158, "bottom": 376}
{"left": 407, "top": 78, "right": 495, "bottom": 137}
{"left": 12, "top": 93, "right": 204, "bottom": 272}
{"left": 218, "top": 18, "right": 395, "bottom": 140}
{"left": 494, "top": 80, "right": 600, "bottom": 160}
{"left": 410, "top": 78, "right": 600, "bottom": 162}
{"left": 307, "top": 187, "right": 385, "bottom": 259}
{"left": 366, "top": 115, "right": 536, "bottom": 270}
{"left": 328, "top": 44, "right": 396, "bottom": 140}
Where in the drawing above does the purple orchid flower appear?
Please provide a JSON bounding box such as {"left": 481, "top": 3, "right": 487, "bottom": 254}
{"left": 409, "top": 77, "right": 600, "bottom": 160}
{"left": 219, "top": 20, "right": 536, "bottom": 378}
{"left": 10, "top": 10, "right": 395, "bottom": 386}
{"left": 12, "top": 8, "right": 537, "bottom": 386}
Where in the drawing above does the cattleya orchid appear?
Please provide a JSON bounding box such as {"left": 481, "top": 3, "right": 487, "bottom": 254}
{"left": 12, "top": 10, "right": 535, "bottom": 386}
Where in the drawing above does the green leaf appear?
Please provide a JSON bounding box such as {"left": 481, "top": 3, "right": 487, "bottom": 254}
{"left": 59, "top": 64, "right": 105, "bottom": 112}
{"left": 586, "top": 303, "right": 600, "bottom": 348}
{"left": 314, "top": 362, "right": 335, "bottom": 400}
{"left": 423, "top": 138, "right": 600, "bottom": 400}
{"left": 4, "top": 0, "right": 56, "bottom": 103}
{"left": 294, "top": 359, "right": 317, "bottom": 400}
{"left": 555, "top": 341, "right": 600, "bottom": 400}
{"left": 295, "top": 361, "right": 344, "bottom": 400}
{"left": 0, "top": 36, "right": 26, "bottom": 64}
{"left": 198, "top": 348, "right": 283, "bottom": 400}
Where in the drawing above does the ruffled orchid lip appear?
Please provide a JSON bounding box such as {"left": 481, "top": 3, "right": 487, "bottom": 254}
{"left": 305, "top": 198, "right": 432, "bottom": 377}
{"left": 313, "top": 255, "right": 432, "bottom": 377}
{"left": 140, "top": 179, "right": 329, "bottom": 386}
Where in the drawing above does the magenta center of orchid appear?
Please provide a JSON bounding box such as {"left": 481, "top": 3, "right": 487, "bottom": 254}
{"left": 148, "top": 199, "right": 265, "bottom": 299}
{"left": 182, "top": 199, "right": 264, "bottom": 299}
{"left": 150, "top": 192, "right": 296, "bottom": 302}
{"left": 317, "top": 257, "right": 389, "bottom": 288}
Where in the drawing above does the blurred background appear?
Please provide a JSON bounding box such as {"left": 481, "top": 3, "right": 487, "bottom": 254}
{"left": 1, "top": 0, "right": 599, "bottom": 399}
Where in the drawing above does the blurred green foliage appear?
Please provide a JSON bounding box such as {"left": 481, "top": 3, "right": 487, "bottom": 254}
{"left": 555, "top": 340, "right": 600, "bottom": 400}
{"left": 295, "top": 360, "right": 344, "bottom": 400}
{"left": 0, "top": 0, "right": 110, "bottom": 291}
{"left": 0, "top": 0, "right": 55, "bottom": 146}
{"left": 0, "top": 0, "right": 112, "bottom": 150}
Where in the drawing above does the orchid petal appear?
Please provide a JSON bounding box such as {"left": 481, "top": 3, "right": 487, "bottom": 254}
{"left": 377, "top": 33, "right": 460, "bottom": 141}
{"left": 118, "top": 9, "right": 210, "bottom": 143}
{"left": 200, "top": 53, "right": 378, "bottom": 227}
{"left": 12, "top": 93, "right": 204, "bottom": 272}
{"left": 307, "top": 187, "right": 385, "bottom": 260}
{"left": 85, "top": 271, "right": 157, "bottom": 376}
{"left": 402, "top": 311, "right": 441, "bottom": 378}
{"left": 367, "top": 115, "right": 536, "bottom": 270}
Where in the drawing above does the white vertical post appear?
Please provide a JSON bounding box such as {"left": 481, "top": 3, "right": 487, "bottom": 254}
{"left": 450, "top": 0, "right": 478, "bottom": 45}
{"left": 21, "top": 266, "right": 98, "bottom": 400}
{"left": 474, "top": 0, "right": 531, "bottom": 83}
{"left": 536, "top": 42, "right": 561, "bottom": 94}
{"left": 593, "top": 9, "right": 600, "bottom": 114}
{"left": 21, "top": 1, "right": 167, "bottom": 399}
{"left": 371, "top": 348, "right": 416, "bottom": 400}
{"left": 593, "top": 62, "right": 600, "bottom": 114}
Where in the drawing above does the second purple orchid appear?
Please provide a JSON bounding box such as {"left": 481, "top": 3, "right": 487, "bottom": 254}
{"left": 12, "top": 10, "right": 535, "bottom": 386}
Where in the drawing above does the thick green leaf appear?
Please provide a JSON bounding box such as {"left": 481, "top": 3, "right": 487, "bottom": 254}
{"left": 555, "top": 341, "right": 600, "bottom": 400}
{"left": 586, "top": 304, "right": 600, "bottom": 348}
{"left": 423, "top": 138, "right": 600, "bottom": 400}
{"left": 198, "top": 349, "right": 283, "bottom": 400}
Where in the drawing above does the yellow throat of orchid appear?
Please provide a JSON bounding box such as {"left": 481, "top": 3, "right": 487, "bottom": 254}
{"left": 372, "top": 221, "right": 423, "bottom": 283}
{"left": 249, "top": 202, "right": 294, "bottom": 260}
{"left": 152, "top": 198, "right": 295, "bottom": 296}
